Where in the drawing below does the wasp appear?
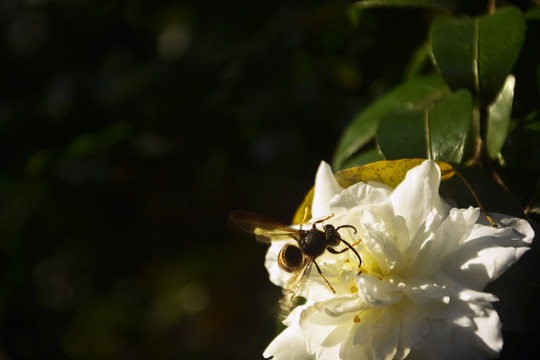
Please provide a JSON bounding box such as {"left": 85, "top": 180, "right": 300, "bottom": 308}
{"left": 229, "top": 210, "right": 362, "bottom": 315}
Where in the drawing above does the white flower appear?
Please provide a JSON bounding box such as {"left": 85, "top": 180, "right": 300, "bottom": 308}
{"left": 263, "top": 160, "right": 534, "bottom": 360}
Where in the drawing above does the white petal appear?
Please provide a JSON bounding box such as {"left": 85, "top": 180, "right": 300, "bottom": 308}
{"left": 263, "top": 325, "right": 312, "bottom": 360}
{"left": 471, "top": 303, "right": 503, "bottom": 356}
{"left": 361, "top": 218, "right": 403, "bottom": 274}
{"left": 402, "top": 277, "right": 448, "bottom": 309}
{"left": 404, "top": 207, "right": 479, "bottom": 277}
{"left": 297, "top": 301, "right": 355, "bottom": 359}
{"left": 348, "top": 306, "right": 400, "bottom": 360}
{"left": 330, "top": 180, "right": 392, "bottom": 214}
{"left": 356, "top": 274, "right": 404, "bottom": 308}
{"left": 312, "top": 161, "right": 343, "bottom": 219}
{"left": 443, "top": 213, "right": 534, "bottom": 290}
{"left": 391, "top": 160, "right": 450, "bottom": 239}
{"left": 395, "top": 300, "right": 429, "bottom": 357}
{"left": 300, "top": 295, "right": 364, "bottom": 327}
{"left": 408, "top": 298, "right": 502, "bottom": 360}
{"left": 370, "top": 306, "right": 400, "bottom": 360}
{"left": 409, "top": 319, "right": 486, "bottom": 360}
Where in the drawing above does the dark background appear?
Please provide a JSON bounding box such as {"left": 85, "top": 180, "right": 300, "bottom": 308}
{"left": 0, "top": 1, "right": 524, "bottom": 359}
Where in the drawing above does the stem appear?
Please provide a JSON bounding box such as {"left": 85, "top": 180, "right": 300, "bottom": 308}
{"left": 453, "top": 169, "right": 498, "bottom": 227}
{"left": 472, "top": 103, "right": 513, "bottom": 209}
{"left": 471, "top": 107, "right": 485, "bottom": 167}
{"left": 487, "top": 0, "right": 496, "bottom": 14}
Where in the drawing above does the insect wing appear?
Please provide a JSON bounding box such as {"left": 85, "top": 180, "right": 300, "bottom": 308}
{"left": 229, "top": 211, "right": 301, "bottom": 244}
{"left": 278, "top": 258, "right": 312, "bottom": 318}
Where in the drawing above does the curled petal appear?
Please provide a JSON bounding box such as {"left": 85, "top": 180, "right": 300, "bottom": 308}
{"left": 263, "top": 326, "right": 312, "bottom": 360}
{"left": 312, "top": 161, "right": 343, "bottom": 219}
{"left": 331, "top": 180, "right": 392, "bottom": 214}
{"left": 391, "top": 161, "right": 450, "bottom": 239}
{"left": 356, "top": 274, "right": 405, "bottom": 308}
{"left": 444, "top": 214, "right": 533, "bottom": 290}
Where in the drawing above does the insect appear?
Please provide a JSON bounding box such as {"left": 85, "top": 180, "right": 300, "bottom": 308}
{"left": 229, "top": 210, "right": 362, "bottom": 314}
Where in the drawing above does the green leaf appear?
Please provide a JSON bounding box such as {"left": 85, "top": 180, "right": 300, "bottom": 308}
{"left": 333, "top": 75, "right": 450, "bottom": 170}
{"left": 486, "top": 75, "right": 515, "bottom": 159}
{"left": 341, "top": 148, "right": 385, "bottom": 170}
{"left": 377, "top": 108, "right": 427, "bottom": 160}
{"left": 503, "top": 116, "right": 540, "bottom": 172}
{"left": 478, "top": 6, "right": 526, "bottom": 104}
{"left": 376, "top": 89, "right": 473, "bottom": 162}
{"left": 404, "top": 42, "right": 432, "bottom": 80}
{"left": 526, "top": 6, "right": 540, "bottom": 21}
{"left": 352, "top": 0, "right": 457, "bottom": 9}
{"left": 430, "top": 6, "right": 526, "bottom": 105}
{"left": 428, "top": 89, "right": 473, "bottom": 163}
{"left": 430, "top": 16, "right": 478, "bottom": 94}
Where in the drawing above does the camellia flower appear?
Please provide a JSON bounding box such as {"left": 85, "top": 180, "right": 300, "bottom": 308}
{"left": 263, "top": 160, "right": 534, "bottom": 360}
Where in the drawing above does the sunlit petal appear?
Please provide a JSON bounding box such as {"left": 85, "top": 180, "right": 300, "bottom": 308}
{"left": 263, "top": 160, "right": 534, "bottom": 360}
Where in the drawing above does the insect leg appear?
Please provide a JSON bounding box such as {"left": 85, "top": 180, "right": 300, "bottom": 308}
{"left": 312, "top": 213, "right": 335, "bottom": 229}
{"left": 328, "top": 247, "right": 348, "bottom": 254}
{"left": 312, "top": 260, "right": 336, "bottom": 294}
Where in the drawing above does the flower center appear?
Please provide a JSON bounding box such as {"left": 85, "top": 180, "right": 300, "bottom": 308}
{"left": 359, "top": 265, "right": 384, "bottom": 280}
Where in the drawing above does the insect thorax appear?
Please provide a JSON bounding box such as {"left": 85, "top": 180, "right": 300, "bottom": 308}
{"left": 299, "top": 229, "right": 327, "bottom": 258}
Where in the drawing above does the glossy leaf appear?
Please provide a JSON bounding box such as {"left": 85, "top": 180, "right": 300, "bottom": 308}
{"left": 351, "top": 0, "right": 457, "bottom": 9}
{"left": 376, "top": 89, "right": 473, "bottom": 162}
{"left": 333, "top": 75, "right": 450, "bottom": 170}
{"left": 340, "top": 148, "right": 385, "bottom": 170}
{"left": 478, "top": 6, "right": 526, "bottom": 104}
{"left": 377, "top": 108, "right": 427, "bottom": 160}
{"left": 404, "top": 42, "right": 432, "bottom": 80}
{"left": 486, "top": 75, "right": 515, "bottom": 159}
{"left": 430, "top": 16, "right": 477, "bottom": 94}
{"left": 430, "top": 6, "right": 526, "bottom": 104}
{"left": 428, "top": 89, "right": 473, "bottom": 163}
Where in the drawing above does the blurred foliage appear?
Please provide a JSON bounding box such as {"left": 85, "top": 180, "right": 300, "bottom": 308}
{"left": 1, "top": 0, "right": 539, "bottom": 359}
{"left": 0, "top": 0, "right": 438, "bottom": 359}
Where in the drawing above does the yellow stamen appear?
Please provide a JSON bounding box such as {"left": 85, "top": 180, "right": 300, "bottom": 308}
{"left": 359, "top": 266, "right": 384, "bottom": 280}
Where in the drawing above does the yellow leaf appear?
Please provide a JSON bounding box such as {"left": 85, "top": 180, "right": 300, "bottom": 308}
{"left": 292, "top": 159, "right": 455, "bottom": 224}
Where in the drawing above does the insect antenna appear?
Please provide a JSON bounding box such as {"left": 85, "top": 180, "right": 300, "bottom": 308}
{"left": 336, "top": 224, "right": 357, "bottom": 234}
{"left": 332, "top": 225, "right": 362, "bottom": 267}
{"left": 343, "top": 239, "right": 362, "bottom": 267}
